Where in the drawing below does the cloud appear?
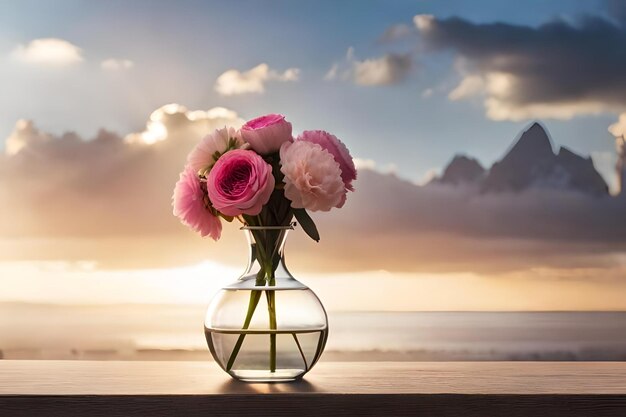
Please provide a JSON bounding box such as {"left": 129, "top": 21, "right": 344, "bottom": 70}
{"left": 4, "top": 119, "right": 51, "bottom": 156}
{"left": 353, "top": 158, "right": 377, "bottom": 171}
{"left": 421, "top": 88, "right": 434, "bottom": 98}
{"left": 10, "top": 38, "right": 83, "bottom": 66}
{"left": 609, "top": 113, "right": 626, "bottom": 138}
{"left": 416, "top": 168, "right": 439, "bottom": 185}
{"left": 0, "top": 104, "right": 243, "bottom": 254}
{"left": 353, "top": 53, "right": 412, "bottom": 86}
{"left": 329, "top": 169, "right": 626, "bottom": 274}
{"left": 352, "top": 158, "right": 398, "bottom": 175}
{"left": 414, "top": 14, "right": 436, "bottom": 32}
{"left": 326, "top": 47, "right": 412, "bottom": 86}
{"left": 1, "top": 110, "right": 626, "bottom": 278}
{"left": 324, "top": 63, "right": 339, "bottom": 81}
{"left": 101, "top": 58, "right": 134, "bottom": 71}
{"left": 447, "top": 74, "right": 484, "bottom": 101}
{"left": 415, "top": 15, "right": 626, "bottom": 120}
{"left": 124, "top": 103, "right": 244, "bottom": 145}
{"left": 605, "top": 0, "right": 626, "bottom": 23}
{"left": 591, "top": 151, "right": 620, "bottom": 195}
{"left": 379, "top": 23, "right": 414, "bottom": 42}
{"left": 214, "top": 63, "right": 300, "bottom": 95}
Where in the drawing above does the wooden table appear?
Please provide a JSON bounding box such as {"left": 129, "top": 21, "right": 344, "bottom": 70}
{"left": 1, "top": 361, "right": 625, "bottom": 416}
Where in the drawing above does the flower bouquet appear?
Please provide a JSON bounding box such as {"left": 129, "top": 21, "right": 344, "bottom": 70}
{"left": 172, "top": 114, "right": 355, "bottom": 381}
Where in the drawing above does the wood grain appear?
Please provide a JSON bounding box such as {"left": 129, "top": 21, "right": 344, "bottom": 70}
{"left": 1, "top": 361, "right": 626, "bottom": 416}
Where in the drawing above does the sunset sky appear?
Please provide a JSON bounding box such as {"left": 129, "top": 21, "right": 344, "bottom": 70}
{"left": 2, "top": 0, "right": 626, "bottom": 311}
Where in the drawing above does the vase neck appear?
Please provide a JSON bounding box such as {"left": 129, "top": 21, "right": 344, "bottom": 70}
{"left": 241, "top": 226, "right": 293, "bottom": 285}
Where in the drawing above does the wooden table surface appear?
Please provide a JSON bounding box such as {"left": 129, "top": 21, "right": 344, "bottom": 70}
{"left": 2, "top": 361, "right": 626, "bottom": 416}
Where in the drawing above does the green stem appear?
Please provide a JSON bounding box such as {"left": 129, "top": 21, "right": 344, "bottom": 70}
{"left": 258, "top": 221, "right": 278, "bottom": 374}
{"left": 226, "top": 212, "right": 287, "bottom": 375}
{"left": 225, "top": 257, "right": 266, "bottom": 372}
{"left": 292, "top": 333, "right": 308, "bottom": 371}
{"left": 225, "top": 288, "right": 262, "bottom": 371}
{"left": 266, "top": 274, "right": 277, "bottom": 373}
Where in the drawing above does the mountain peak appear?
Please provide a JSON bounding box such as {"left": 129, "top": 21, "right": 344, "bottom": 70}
{"left": 480, "top": 122, "right": 607, "bottom": 195}
{"left": 555, "top": 146, "right": 608, "bottom": 195}
{"left": 438, "top": 155, "right": 485, "bottom": 185}
{"left": 482, "top": 122, "right": 555, "bottom": 192}
{"left": 507, "top": 122, "right": 553, "bottom": 160}
{"left": 430, "top": 122, "right": 608, "bottom": 196}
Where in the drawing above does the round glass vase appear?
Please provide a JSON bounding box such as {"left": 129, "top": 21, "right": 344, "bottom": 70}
{"left": 204, "top": 225, "right": 328, "bottom": 382}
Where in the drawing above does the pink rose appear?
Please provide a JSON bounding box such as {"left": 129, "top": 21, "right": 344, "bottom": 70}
{"left": 298, "top": 130, "right": 356, "bottom": 192}
{"left": 241, "top": 114, "right": 293, "bottom": 155}
{"left": 280, "top": 141, "right": 346, "bottom": 212}
{"left": 206, "top": 149, "right": 275, "bottom": 216}
{"left": 187, "top": 127, "right": 246, "bottom": 174}
{"left": 172, "top": 167, "right": 222, "bottom": 240}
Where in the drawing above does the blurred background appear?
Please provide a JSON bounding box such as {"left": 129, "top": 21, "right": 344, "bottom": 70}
{"left": 2, "top": 0, "right": 626, "bottom": 361}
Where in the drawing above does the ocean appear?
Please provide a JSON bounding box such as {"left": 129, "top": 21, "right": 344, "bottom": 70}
{"left": 1, "top": 303, "right": 626, "bottom": 361}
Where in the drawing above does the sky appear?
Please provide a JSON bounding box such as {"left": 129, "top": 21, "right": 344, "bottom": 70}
{"left": 2, "top": 0, "right": 626, "bottom": 311}
{"left": 0, "top": 0, "right": 622, "bottom": 182}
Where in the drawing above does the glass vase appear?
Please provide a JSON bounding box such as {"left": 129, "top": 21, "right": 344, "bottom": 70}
{"left": 204, "top": 224, "right": 328, "bottom": 382}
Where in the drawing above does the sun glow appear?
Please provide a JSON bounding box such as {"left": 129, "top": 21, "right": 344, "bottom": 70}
{"left": 4, "top": 260, "right": 626, "bottom": 311}
{"left": 0, "top": 260, "right": 240, "bottom": 305}
{"left": 123, "top": 105, "right": 178, "bottom": 145}
{"left": 123, "top": 104, "right": 244, "bottom": 145}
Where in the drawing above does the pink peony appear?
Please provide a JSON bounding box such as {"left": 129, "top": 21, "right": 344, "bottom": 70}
{"left": 187, "top": 127, "right": 246, "bottom": 175}
{"left": 241, "top": 114, "right": 293, "bottom": 155}
{"left": 206, "top": 149, "right": 275, "bottom": 216}
{"left": 280, "top": 141, "right": 346, "bottom": 212}
{"left": 298, "top": 130, "right": 357, "bottom": 192}
{"left": 172, "top": 167, "right": 222, "bottom": 240}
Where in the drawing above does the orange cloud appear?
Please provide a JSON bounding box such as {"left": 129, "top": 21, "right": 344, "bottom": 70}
{"left": 1, "top": 106, "right": 626, "bottom": 279}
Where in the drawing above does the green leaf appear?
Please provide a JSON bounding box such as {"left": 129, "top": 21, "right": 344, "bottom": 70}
{"left": 293, "top": 208, "right": 320, "bottom": 242}
{"left": 242, "top": 214, "right": 256, "bottom": 226}
{"left": 219, "top": 213, "right": 235, "bottom": 222}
